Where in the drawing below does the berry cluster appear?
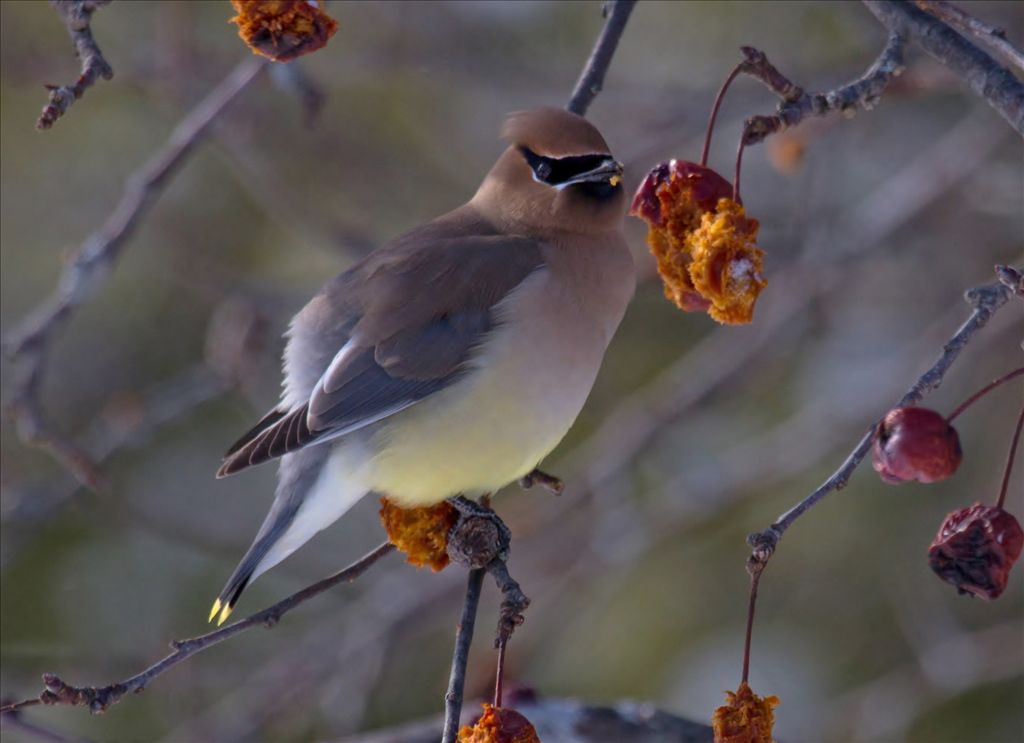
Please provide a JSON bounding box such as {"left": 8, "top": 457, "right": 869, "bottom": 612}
{"left": 872, "top": 366, "right": 1023, "bottom": 600}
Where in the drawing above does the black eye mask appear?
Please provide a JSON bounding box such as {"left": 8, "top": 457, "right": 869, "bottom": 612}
{"left": 520, "top": 147, "right": 610, "bottom": 186}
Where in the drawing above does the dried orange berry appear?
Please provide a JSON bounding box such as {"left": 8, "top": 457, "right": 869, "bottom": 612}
{"left": 630, "top": 160, "right": 766, "bottom": 324}
{"left": 379, "top": 498, "right": 458, "bottom": 571}
{"left": 712, "top": 682, "right": 779, "bottom": 743}
{"left": 230, "top": 0, "right": 338, "bottom": 62}
{"left": 928, "top": 504, "right": 1023, "bottom": 600}
{"left": 458, "top": 704, "right": 540, "bottom": 743}
{"left": 687, "top": 198, "right": 765, "bottom": 325}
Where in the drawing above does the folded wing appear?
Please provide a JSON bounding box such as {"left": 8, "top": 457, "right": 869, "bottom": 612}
{"left": 217, "top": 232, "right": 545, "bottom": 478}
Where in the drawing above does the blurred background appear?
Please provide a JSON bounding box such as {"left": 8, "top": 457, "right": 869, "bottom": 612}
{"left": 1, "top": 1, "right": 1022, "bottom": 741}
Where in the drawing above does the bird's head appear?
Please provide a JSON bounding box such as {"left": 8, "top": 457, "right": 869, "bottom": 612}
{"left": 473, "top": 108, "right": 627, "bottom": 235}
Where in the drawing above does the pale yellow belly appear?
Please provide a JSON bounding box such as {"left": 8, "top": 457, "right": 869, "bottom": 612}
{"left": 364, "top": 270, "right": 608, "bottom": 505}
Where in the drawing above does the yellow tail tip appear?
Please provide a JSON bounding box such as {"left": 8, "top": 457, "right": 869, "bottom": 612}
{"left": 208, "top": 599, "right": 222, "bottom": 624}
{"left": 217, "top": 602, "right": 234, "bottom": 626}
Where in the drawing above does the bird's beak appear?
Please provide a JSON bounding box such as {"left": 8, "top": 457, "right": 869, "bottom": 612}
{"left": 562, "top": 157, "right": 624, "bottom": 188}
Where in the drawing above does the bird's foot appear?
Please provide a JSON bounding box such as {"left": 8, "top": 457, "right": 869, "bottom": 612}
{"left": 445, "top": 495, "right": 530, "bottom": 647}
{"left": 487, "top": 559, "right": 530, "bottom": 646}
{"left": 446, "top": 495, "right": 511, "bottom": 567}
{"left": 519, "top": 468, "right": 564, "bottom": 496}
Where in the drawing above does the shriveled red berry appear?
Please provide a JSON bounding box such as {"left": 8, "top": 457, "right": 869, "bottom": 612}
{"left": 630, "top": 160, "right": 734, "bottom": 226}
{"left": 872, "top": 407, "right": 962, "bottom": 484}
{"left": 928, "top": 504, "right": 1023, "bottom": 599}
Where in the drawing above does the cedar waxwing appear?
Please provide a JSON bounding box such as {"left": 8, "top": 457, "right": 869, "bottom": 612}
{"left": 209, "top": 108, "right": 635, "bottom": 625}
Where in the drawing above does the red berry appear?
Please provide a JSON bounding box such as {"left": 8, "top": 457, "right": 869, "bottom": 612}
{"left": 928, "top": 504, "right": 1023, "bottom": 599}
{"left": 629, "top": 160, "right": 734, "bottom": 226}
{"left": 872, "top": 407, "right": 962, "bottom": 484}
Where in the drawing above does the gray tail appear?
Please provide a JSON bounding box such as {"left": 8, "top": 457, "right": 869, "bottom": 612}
{"left": 209, "top": 446, "right": 332, "bottom": 626}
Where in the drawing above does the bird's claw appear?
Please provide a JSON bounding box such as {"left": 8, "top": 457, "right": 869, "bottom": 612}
{"left": 519, "top": 468, "right": 564, "bottom": 496}
{"left": 488, "top": 559, "right": 530, "bottom": 646}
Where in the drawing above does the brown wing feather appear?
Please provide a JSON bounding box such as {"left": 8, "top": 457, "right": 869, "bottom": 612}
{"left": 216, "top": 212, "right": 545, "bottom": 479}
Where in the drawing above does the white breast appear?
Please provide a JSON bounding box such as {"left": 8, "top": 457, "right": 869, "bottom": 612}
{"left": 365, "top": 265, "right": 626, "bottom": 505}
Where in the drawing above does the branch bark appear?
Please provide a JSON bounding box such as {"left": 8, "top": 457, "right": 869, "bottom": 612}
{"left": 0, "top": 543, "right": 395, "bottom": 718}
{"left": 737, "top": 32, "right": 907, "bottom": 147}
{"left": 747, "top": 265, "right": 1021, "bottom": 563}
{"left": 37, "top": 0, "right": 114, "bottom": 130}
{"left": 566, "top": 0, "right": 637, "bottom": 116}
{"left": 441, "top": 568, "right": 485, "bottom": 743}
{"left": 863, "top": 0, "right": 1024, "bottom": 134}
{"left": 914, "top": 0, "right": 1024, "bottom": 73}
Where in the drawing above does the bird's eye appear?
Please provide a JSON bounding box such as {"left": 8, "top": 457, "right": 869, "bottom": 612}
{"left": 519, "top": 147, "right": 613, "bottom": 187}
{"left": 520, "top": 147, "right": 555, "bottom": 183}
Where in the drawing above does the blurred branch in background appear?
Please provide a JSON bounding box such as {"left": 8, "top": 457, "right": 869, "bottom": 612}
{"left": 748, "top": 265, "right": 1021, "bottom": 561}
{"left": 3, "top": 56, "right": 266, "bottom": 491}
{"left": 1, "top": 297, "right": 269, "bottom": 560}
{"left": 0, "top": 543, "right": 395, "bottom": 717}
{"left": 37, "top": 0, "right": 113, "bottom": 130}
{"left": 864, "top": 0, "right": 1024, "bottom": 133}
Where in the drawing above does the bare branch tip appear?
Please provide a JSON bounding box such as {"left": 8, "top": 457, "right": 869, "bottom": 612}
{"left": 37, "top": 0, "right": 114, "bottom": 130}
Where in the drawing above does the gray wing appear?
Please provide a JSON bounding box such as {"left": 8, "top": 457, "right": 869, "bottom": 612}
{"left": 217, "top": 233, "right": 544, "bottom": 478}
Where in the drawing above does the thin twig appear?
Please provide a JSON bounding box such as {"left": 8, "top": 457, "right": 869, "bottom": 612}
{"left": 747, "top": 265, "right": 1020, "bottom": 562}
{"left": 0, "top": 542, "right": 395, "bottom": 718}
{"left": 37, "top": 0, "right": 114, "bottom": 130}
{"left": 995, "top": 403, "right": 1024, "bottom": 511}
{"left": 914, "top": 1, "right": 1024, "bottom": 74}
{"left": 566, "top": 0, "right": 637, "bottom": 116}
{"left": 442, "top": 567, "right": 485, "bottom": 743}
{"left": 863, "top": 0, "right": 1024, "bottom": 134}
{"left": 701, "top": 62, "right": 744, "bottom": 167}
{"left": 741, "top": 557, "right": 766, "bottom": 685}
{"left": 737, "top": 33, "right": 906, "bottom": 147}
{"left": 946, "top": 365, "right": 1024, "bottom": 422}
{"left": 4, "top": 56, "right": 267, "bottom": 490}
{"left": 493, "top": 639, "right": 507, "bottom": 708}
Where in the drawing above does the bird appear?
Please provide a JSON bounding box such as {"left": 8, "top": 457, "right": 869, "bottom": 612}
{"left": 209, "top": 107, "right": 636, "bottom": 626}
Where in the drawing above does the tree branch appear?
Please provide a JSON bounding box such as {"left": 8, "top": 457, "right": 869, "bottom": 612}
{"left": 747, "top": 265, "right": 1021, "bottom": 563}
{"left": 0, "top": 542, "right": 395, "bottom": 718}
{"left": 4, "top": 56, "right": 267, "bottom": 490}
{"left": 737, "top": 31, "right": 907, "bottom": 147}
{"left": 914, "top": 0, "right": 1024, "bottom": 74}
{"left": 566, "top": 0, "right": 637, "bottom": 116}
{"left": 863, "top": 0, "right": 1024, "bottom": 134}
{"left": 441, "top": 567, "right": 485, "bottom": 743}
{"left": 37, "top": 0, "right": 114, "bottom": 130}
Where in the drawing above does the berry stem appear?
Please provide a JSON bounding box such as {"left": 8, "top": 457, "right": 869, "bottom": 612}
{"left": 493, "top": 638, "right": 507, "bottom": 708}
{"left": 702, "top": 62, "right": 744, "bottom": 168}
{"left": 733, "top": 138, "right": 746, "bottom": 205}
{"left": 741, "top": 558, "right": 766, "bottom": 684}
{"left": 947, "top": 366, "right": 1024, "bottom": 422}
{"left": 995, "top": 402, "right": 1024, "bottom": 510}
